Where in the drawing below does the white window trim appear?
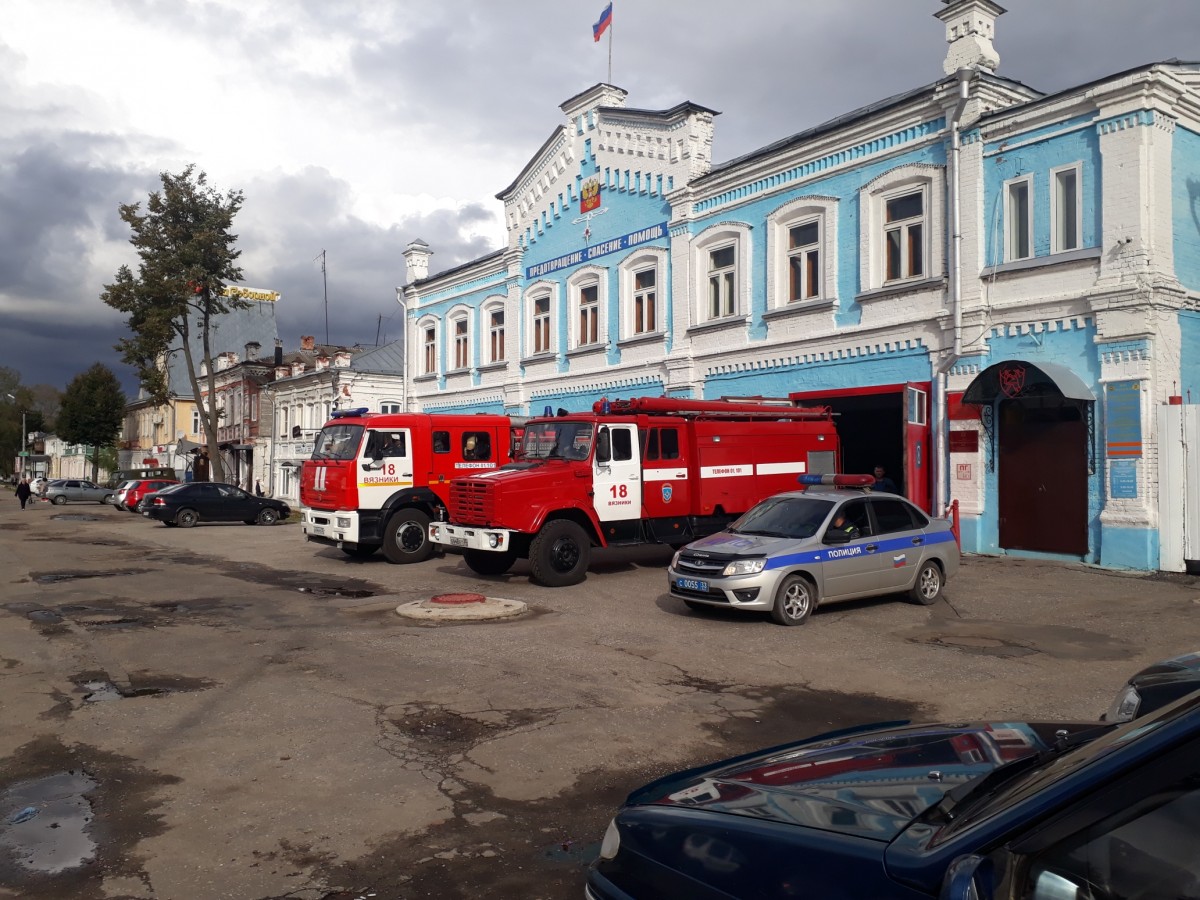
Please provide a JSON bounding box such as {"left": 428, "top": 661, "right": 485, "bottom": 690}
{"left": 380, "top": 401, "right": 402, "bottom": 414}
{"left": 860, "top": 165, "right": 943, "bottom": 292}
{"left": 618, "top": 247, "right": 668, "bottom": 339}
{"left": 567, "top": 265, "right": 608, "bottom": 350}
{"left": 481, "top": 295, "right": 507, "bottom": 364}
{"left": 767, "top": 196, "right": 838, "bottom": 310}
{"left": 418, "top": 317, "right": 439, "bottom": 375}
{"left": 1050, "top": 162, "right": 1082, "bottom": 255}
{"left": 523, "top": 280, "right": 560, "bottom": 358}
{"left": 447, "top": 304, "right": 472, "bottom": 373}
{"left": 1004, "top": 173, "right": 1034, "bottom": 262}
{"left": 692, "top": 223, "right": 752, "bottom": 325}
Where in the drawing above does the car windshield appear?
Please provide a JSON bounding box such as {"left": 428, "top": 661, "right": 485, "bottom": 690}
{"left": 312, "top": 424, "right": 363, "bottom": 461}
{"left": 522, "top": 421, "right": 594, "bottom": 460}
{"left": 933, "top": 691, "right": 1200, "bottom": 839}
{"left": 728, "top": 495, "right": 835, "bottom": 539}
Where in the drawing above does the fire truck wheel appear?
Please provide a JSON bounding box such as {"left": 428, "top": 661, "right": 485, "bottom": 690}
{"left": 907, "top": 561, "right": 943, "bottom": 605}
{"left": 770, "top": 574, "right": 815, "bottom": 626}
{"left": 529, "top": 520, "right": 590, "bottom": 587}
{"left": 341, "top": 544, "right": 380, "bottom": 558}
{"left": 464, "top": 549, "right": 517, "bottom": 576}
{"left": 382, "top": 508, "right": 434, "bottom": 564}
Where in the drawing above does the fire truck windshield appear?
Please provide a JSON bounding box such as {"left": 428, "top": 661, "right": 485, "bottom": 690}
{"left": 311, "top": 424, "right": 363, "bottom": 461}
{"left": 729, "top": 495, "right": 836, "bottom": 539}
{"left": 522, "top": 421, "right": 594, "bottom": 461}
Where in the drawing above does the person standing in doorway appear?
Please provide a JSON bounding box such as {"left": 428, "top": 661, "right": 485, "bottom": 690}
{"left": 15, "top": 477, "right": 32, "bottom": 510}
{"left": 873, "top": 466, "right": 899, "bottom": 494}
{"left": 255, "top": 479, "right": 265, "bottom": 497}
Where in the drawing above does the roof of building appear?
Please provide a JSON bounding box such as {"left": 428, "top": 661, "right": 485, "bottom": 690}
{"left": 350, "top": 339, "right": 405, "bottom": 375}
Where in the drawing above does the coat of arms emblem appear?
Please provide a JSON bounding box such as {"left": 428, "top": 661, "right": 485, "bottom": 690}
{"left": 999, "top": 364, "right": 1027, "bottom": 399}
{"left": 662, "top": 484, "right": 673, "bottom": 503}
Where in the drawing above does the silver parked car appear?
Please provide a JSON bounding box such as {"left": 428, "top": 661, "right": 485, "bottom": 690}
{"left": 668, "top": 484, "right": 959, "bottom": 625}
{"left": 43, "top": 479, "right": 116, "bottom": 505}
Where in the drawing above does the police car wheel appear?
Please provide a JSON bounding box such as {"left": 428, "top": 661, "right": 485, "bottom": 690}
{"left": 907, "top": 561, "right": 943, "bottom": 605}
{"left": 770, "top": 575, "right": 815, "bottom": 626}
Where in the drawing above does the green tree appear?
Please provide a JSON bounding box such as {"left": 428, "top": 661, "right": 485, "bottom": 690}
{"left": 101, "top": 165, "right": 247, "bottom": 482}
{"left": 1, "top": 370, "right": 46, "bottom": 478}
{"left": 57, "top": 364, "right": 126, "bottom": 483}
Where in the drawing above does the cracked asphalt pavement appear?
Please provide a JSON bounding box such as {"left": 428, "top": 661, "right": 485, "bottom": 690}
{"left": 1, "top": 496, "right": 1199, "bottom": 898}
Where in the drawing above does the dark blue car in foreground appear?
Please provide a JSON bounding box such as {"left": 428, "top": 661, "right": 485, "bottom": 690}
{"left": 587, "top": 688, "right": 1200, "bottom": 899}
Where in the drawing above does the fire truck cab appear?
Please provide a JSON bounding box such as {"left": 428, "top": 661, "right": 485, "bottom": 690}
{"left": 428, "top": 397, "right": 841, "bottom": 587}
{"left": 300, "top": 408, "right": 514, "bottom": 562}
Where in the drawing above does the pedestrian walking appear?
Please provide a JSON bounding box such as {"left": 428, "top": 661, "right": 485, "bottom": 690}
{"left": 15, "top": 477, "right": 32, "bottom": 510}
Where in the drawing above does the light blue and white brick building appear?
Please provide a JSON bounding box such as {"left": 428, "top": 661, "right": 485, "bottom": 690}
{"left": 397, "top": 0, "right": 1200, "bottom": 574}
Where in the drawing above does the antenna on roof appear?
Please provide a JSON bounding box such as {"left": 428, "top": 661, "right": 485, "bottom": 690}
{"left": 315, "top": 249, "right": 329, "bottom": 345}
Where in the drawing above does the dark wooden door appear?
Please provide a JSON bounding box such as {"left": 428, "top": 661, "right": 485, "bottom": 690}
{"left": 998, "top": 401, "right": 1088, "bottom": 555}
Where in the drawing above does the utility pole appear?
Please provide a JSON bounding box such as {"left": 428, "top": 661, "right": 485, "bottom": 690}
{"left": 316, "top": 249, "right": 329, "bottom": 345}
{"left": 5, "top": 393, "right": 25, "bottom": 475}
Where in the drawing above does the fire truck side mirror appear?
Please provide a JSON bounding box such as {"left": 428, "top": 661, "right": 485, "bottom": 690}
{"left": 596, "top": 426, "right": 612, "bottom": 465}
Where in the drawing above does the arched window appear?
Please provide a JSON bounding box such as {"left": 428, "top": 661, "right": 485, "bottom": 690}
{"left": 693, "top": 223, "right": 752, "bottom": 323}
{"left": 767, "top": 196, "right": 838, "bottom": 309}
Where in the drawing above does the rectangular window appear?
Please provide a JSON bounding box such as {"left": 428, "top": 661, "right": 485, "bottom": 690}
{"left": 885, "top": 191, "right": 925, "bottom": 281}
{"left": 192, "top": 410, "right": 202, "bottom": 434}
{"left": 380, "top": 402, "right": 401, "bottom": 414}
{"left": 489, "top": 310, "right": 505, "bottom": 362}
{"left": 533, "top": 295, "right": 551, "bottom": 354}
{"left": 432, "top": 430, "right": 449, "bottom": 453}
{"left": 611, "top": 428, "right": 633, "bottom": 461}
{"left": 1006, "top": 179, "right": 1032, "bottom": 260}
{"left": 645, "top": 427, "right": 680, "bottom": 461}
{"left": 462, "top": 431, "right": 492, "bottom": 461}
{"left": 634, "top": 267, "right": 657, "bottom": 334}
{"left": 1053, "top": 167, "right": 1079, "bottom": 253}
{"left": 453, "top": 318, "right": 469, "bottom": 369}
{"left": 423, "top": 325, "right": 436, "bottom": 374}
{"left": 578, "top": 284, "right": 599, "bottom": 346}
{"left": 708, "top": 245, "right": 736, "bottom": 319}
{"left": 787, "top": 220, "right": 820, "bottom": 301}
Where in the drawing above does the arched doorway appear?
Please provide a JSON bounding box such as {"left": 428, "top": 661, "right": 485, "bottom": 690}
{"left": 963, "top": 361, "right": 1095, "bottom": 556}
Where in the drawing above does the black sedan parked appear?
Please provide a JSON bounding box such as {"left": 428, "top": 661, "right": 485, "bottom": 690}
{"left": 143, "top": 482, "right": 290, "bottom": 527}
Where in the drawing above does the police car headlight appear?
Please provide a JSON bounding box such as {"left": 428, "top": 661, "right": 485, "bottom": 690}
{"left": 671, "top": 549, "right": 683, "bottom": 569}
{"left": 1105, "top": 684, "right": 1142, "bottom": 723}
{"left": 599, "top": 818, "right": 621, "bottom": 860}
{"left": 722, "top": 558, "right": 766, "bottom": 577}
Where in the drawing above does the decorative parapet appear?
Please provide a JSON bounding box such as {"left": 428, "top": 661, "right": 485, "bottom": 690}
{"left": 704, "top": 337, "right": 927, "bottom": 378}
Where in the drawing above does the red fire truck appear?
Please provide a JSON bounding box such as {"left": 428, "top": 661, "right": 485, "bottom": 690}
{"left": 300, "top": 408, "right": 516, "bottom": 563}
{"left": 428, "top": 397, "right": 841, "bottom": 586}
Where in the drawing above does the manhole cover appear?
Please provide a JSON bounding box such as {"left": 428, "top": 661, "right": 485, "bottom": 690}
{"left": 429, "top": 592, "right": 487, "bottom": 605}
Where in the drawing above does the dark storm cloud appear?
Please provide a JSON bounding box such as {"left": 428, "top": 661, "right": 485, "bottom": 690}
{"left": 239, "top": 167, "right": 500, "bottom": 350}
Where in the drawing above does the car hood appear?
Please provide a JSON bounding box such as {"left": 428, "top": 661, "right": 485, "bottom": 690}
{"left": 683, "top": 530, "right": 808, "bottom": 557}
{"left": 631, "top": 721, "right": 1066, "bottom": 842}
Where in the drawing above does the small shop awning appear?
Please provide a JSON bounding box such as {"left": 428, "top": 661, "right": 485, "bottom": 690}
{"left": 963, "top": 360, "right": 1096, "bottom": 404}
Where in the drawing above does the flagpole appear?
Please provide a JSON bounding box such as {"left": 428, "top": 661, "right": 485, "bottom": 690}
{"left": 607, "top": 5, "right": 613, "bottom": 83}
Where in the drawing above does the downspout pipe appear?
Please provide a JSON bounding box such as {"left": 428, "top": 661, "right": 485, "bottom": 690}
{"left": 934, "top": 67, "right": 974, "bottom": 515}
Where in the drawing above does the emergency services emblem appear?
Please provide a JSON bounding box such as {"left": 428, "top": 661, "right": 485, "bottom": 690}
{"left": 999, "top": 363, "right": 1027, "bottom": 399}
{"left": 661, "top": 484, "right": 673, "bottom": 503}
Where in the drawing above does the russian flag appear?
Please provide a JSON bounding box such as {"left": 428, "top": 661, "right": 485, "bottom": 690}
{"left": 593, "top": 2, "right": 612, "bottom": 41}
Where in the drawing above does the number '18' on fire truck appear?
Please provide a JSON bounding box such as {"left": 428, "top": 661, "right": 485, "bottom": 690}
{"left": 428, "top": 397, "right": 841, "bottom": 587}
{"left": 300, "top": 408, "right": 516, "bottom": 562}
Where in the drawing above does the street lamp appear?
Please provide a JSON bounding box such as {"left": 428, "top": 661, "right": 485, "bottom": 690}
{"left": 5, "top": 393, "right": 26, "bottom": 476}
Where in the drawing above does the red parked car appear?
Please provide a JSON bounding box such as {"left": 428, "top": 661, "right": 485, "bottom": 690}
{"left": 116, "top": 478, "right": 180, "bottom": 513}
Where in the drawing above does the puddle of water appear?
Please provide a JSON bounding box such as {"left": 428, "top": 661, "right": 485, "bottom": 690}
{"left": 0, "top": 771, "right": 98, "bottom": 873}
{"left": 300, "top": 587, "right": 376, "bottom": 598}
{"left": 27, "top": 611, "right": 64, "bottom": 625}
{"left": 82, "top": 681, "right": 124, "bottom": 703}
{"left": 49, "top": 514, "right": 102, "bottom": 522}
{"left": 33, "top": 570, "right": 144, "bottom": 584}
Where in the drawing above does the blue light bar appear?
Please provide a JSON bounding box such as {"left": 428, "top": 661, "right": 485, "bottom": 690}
{"left": 331, "top": 407, "right": 370, "bottom": 418}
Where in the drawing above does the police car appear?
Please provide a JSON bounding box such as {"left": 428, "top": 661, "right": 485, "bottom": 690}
{"left": 668, "top": 475, "right": 959, "bottom": 625}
